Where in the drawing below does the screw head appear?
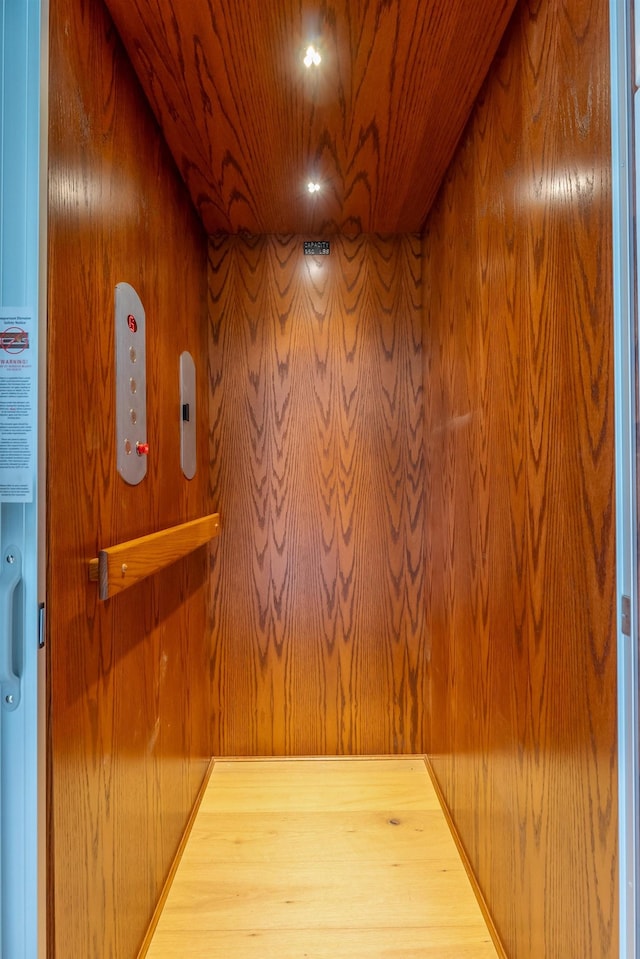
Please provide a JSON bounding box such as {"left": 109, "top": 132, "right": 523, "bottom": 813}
{"left": 5, "top": 695, "right": 14, "bottom": 705}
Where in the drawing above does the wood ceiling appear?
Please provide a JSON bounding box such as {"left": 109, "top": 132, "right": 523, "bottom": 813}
{"left": 103, "top": 0, "right": 517, "bottom": 236}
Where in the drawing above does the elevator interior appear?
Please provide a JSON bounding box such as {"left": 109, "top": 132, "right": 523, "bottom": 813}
{"left": 46, "top": 0, "right": 619, "bottom": 957}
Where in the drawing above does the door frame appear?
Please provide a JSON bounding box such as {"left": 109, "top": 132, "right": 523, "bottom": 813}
{"left": 0, "top": 1, "right": 47, "bottom": 955}
{"left": 610, "top": 0, "right": 639, "bottom": 955}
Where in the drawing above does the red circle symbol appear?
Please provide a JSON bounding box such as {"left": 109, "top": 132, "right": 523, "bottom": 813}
{"left": 0, "top": 327, "right": 29, "bottom": 354}
{"left": 127, "top": 314, "right": 138, "bottom": 333}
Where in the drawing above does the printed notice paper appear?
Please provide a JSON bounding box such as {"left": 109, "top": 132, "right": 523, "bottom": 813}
{"left": 0, "top": 308, "right": 34, "bottom": 503}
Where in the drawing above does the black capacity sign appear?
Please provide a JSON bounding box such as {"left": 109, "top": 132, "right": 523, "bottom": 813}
{"left": 303, "top": 240, "right": 330, "bottom": 255}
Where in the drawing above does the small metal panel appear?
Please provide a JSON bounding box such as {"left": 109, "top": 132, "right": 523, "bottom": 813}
{"left": 115, "top": 283, "right": 148, "bottom": 485}
{"left": 180, "top": 351, "right": 196, "bottom": 479}
{"left": 303, "top": 240, "right": 330, "bottom": 255}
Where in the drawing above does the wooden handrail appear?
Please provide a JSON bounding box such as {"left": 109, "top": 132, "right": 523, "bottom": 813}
{"left": 89, "top": 513, "right": 220, "bottom": 601}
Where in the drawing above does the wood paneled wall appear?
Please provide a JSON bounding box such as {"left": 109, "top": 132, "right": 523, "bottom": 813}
{"left": 422, "top": 0, "right": 617, "bottom": 956}
{"left": 208, "top": 234, "right": 426, "bottom": 755}
{"left": 47, "top": 0, "right": 211, "bottom": 956}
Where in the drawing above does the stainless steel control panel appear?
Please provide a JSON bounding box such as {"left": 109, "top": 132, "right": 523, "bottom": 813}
{"left": 115, "top": 283, "right": 148, "bottom": 485}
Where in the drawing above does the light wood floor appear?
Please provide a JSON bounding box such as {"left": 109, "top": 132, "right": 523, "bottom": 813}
{"left": 143, "top": 757, "right": 501, "bottom": 959}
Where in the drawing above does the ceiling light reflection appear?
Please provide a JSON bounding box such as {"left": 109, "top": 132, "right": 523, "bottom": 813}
{"left": 303, "top": 45, "right": 321, "bottom": 68}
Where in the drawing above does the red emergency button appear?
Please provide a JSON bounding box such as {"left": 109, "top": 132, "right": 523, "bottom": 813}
{"left": 136, "top": 441, "right": 149, "bottom": 456}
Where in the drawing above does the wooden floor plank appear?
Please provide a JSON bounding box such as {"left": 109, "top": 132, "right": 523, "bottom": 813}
{"left": 182, "top": 810, "right": 461, "bottom": 864}
{"left": 199, "top": 761, "right": 439, "bottom": 814}
{"left": 144, "top": 758, "right": 500, "bottom": 959}
{"left": 147, "top": 927, "right": 498, "bottom": 958}
{"left": 149, "top": 862, "right": 487, "bottom": 930}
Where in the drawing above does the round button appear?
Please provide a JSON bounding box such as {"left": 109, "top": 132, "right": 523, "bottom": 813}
{"left": 136, "top": 441, "right": 149, "bottom": 456}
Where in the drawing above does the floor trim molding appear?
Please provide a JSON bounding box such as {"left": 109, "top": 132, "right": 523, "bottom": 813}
{"left": 423, "top": 755, "right": 508, "bottom": 959}
{"left": 137, "top": 757, "right": 216, "bottom": 958}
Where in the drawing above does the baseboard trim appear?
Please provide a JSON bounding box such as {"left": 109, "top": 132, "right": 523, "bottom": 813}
{"left": 137, "top": 756, "right": 216, "bottom": 958}
{"left": 422, "top": 755, "right": 508, "bottom": 959}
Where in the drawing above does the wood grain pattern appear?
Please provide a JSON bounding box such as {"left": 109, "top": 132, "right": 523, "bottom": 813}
{"left": 422, "top": 0, "right": 617, "bottom": 956}
{"left": 208, "top": 234, "right": 426, "bottom": 756}
{"left": 144, "top": 758, "right": 500, "bottom": 958}
{"left": 100, "top": 0, "right": 517, "bottom": 235}
{"left": 47, "top": 0, "right": 211, "bottom": 955}
{"left": 90, "top": 513, "right": 221, "bottom": 600}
